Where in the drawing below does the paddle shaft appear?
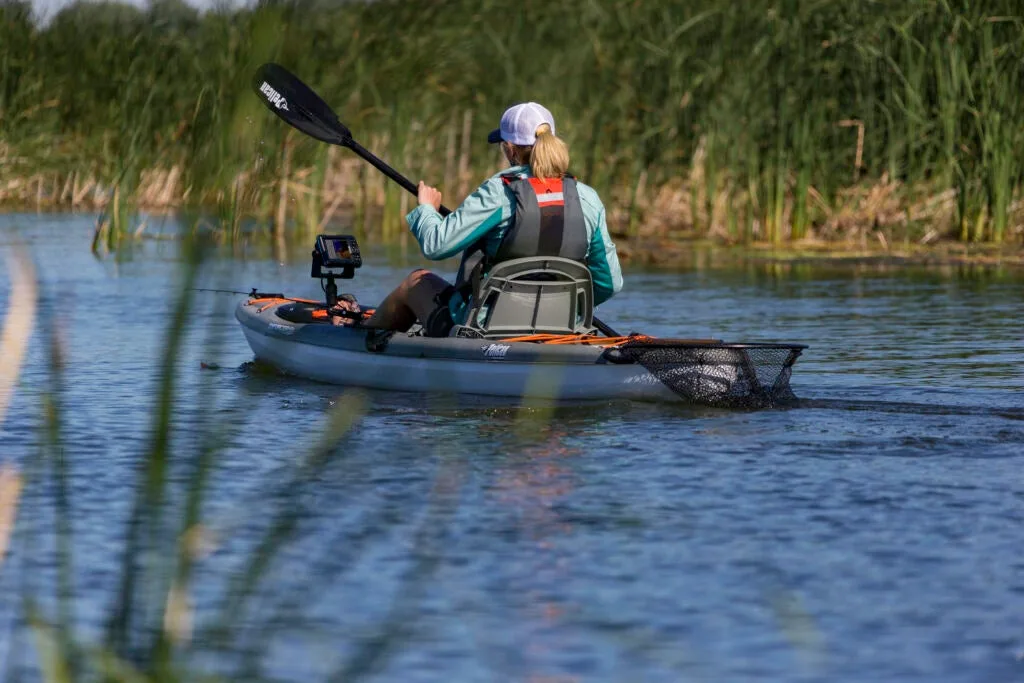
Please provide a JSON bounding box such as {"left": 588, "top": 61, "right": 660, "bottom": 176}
{"left": 347, "top": 139, "right": 452, "bottom": 217}
{"left": 593, "top": 317, "right": 621, "bottom": 337}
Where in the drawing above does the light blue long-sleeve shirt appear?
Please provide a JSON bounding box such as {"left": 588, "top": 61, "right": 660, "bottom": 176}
{"left": 405, "top": 165, "right": 624, "bottom": 307}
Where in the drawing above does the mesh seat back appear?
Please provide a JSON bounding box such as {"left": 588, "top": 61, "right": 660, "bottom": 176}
{"left": 461, "top": 257, "right": 593, "bottom": 338}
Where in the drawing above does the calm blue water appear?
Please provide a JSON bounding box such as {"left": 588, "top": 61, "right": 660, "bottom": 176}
{"left": 1, "top": 213, "right": 1023, "bottom": 682}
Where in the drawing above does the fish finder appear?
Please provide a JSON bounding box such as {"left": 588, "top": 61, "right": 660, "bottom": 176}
{"left": 311, "top": 234, "right": 362, "bottom": 307}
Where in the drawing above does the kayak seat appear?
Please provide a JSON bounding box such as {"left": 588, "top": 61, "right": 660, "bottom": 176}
{"left": 453, "top": 257, "right": 594, "bottom": 339}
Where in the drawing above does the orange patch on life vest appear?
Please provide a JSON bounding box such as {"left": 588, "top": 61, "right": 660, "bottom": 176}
{"left": 528, "top": 177, "right": 565, "bottom": 207}
{"left": 528, "top": 177, "right": 562, "bottom": 194}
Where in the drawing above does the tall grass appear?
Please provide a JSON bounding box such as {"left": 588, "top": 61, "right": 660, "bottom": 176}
{"left": 0, "top": 0, "right": 1022, "bottom": 246}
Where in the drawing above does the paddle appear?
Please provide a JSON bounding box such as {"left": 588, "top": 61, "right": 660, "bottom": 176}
{"left": 253, "top": 63, "right": 451, "bottom": 217}
{"left": 252, "top": 62, "right": 621, "bottom": 337}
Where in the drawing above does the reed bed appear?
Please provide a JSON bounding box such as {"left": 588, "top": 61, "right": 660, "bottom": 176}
{"left": 1, "top": 0, "right": 1022, "bottom": 248}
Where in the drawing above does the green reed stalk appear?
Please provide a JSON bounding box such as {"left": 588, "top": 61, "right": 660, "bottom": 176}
{"left": 105, "top": 239, "right": 202, "bottom": 663}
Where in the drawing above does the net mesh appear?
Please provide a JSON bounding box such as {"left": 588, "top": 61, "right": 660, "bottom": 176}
{"left": 616, "top": 340, "right": 805, "bottom": 408}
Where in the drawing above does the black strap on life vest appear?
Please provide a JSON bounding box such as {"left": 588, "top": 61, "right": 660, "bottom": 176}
{"left": 454, "top": 173, "right": 589, "bottom": 298}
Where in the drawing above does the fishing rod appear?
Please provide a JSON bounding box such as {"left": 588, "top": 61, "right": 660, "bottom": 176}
{"left": 192, "top": 287, "right": 297, "bottom": 300}
{"left": 192, "top": 287, "right": 255, "bottom": 296}
{"left": 192, "top": 288, "right": 346, "bottom": 314}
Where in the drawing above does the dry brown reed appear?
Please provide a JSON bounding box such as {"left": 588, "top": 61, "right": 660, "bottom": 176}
{"left": 7, "top": 155, "right": 1015, "bottom": 257}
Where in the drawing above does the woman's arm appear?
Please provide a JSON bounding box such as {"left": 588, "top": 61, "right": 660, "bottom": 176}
{"left": 406, "top": 178, "right": 509, "bottom": 260}
{"left": 585, "top": 204, "right": 624, "bottom": 305}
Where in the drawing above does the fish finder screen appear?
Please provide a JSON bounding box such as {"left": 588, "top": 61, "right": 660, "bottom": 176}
{"left": 315, "top": 234, "right": 362, "bottom": 269}
{"left": 326, "top": 238, "right": 351, "bottom": 262}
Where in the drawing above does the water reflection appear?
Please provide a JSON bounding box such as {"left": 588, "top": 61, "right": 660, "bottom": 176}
{"left": 491, "top": 423, "right": 580, "bottom": 679}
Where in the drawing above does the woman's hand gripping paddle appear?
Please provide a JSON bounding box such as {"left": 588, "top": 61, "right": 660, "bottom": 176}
{"left": 252, "top": 62, "right": 621, "bottom": 337}
{"left": 252, "top": 62, "right": 452, "bottom": 216}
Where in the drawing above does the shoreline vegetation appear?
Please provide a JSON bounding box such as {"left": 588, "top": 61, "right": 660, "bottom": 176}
{"left": 1, "top": 0, "right": 1022, "bottom": 258}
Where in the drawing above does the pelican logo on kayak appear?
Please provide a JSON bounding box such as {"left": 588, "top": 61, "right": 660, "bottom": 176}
{"left": 269, "top": 323, "right": 294, "bottom": 335}
{"left": 259, "top": 81, "right": 289, "bottom": 111}
{"left": 482, "top": 343, "right": 511, "bottom": 359}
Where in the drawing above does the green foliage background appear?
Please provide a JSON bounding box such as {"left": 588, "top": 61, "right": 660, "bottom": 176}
{"left": 1, "top": 0, "right": 1022, "bottom": 242}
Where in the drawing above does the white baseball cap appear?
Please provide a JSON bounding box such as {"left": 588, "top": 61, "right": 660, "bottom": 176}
{"left": 487, "top": 102, "right": 556, "bottom": 146}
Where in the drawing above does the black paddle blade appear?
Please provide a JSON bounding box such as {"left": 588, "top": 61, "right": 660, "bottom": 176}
{"left": 252, "top": 63, "right": 352, "bottom": 147}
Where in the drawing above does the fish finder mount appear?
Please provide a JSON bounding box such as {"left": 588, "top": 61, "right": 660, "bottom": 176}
{"left": 311, "top": 234, "right": 362, "bottom": 308}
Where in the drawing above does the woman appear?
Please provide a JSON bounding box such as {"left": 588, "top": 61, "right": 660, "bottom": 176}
{"left": 354, "top": 102, "right": 622, "bottom": 336}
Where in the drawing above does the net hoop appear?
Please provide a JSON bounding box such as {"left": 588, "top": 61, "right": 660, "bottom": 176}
{"left": 610, "top": 340, "right": 807, "bottom": 409}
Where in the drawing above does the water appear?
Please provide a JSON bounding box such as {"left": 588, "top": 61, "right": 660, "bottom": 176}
{"left": 1, "top": 213, "right": 1023, "bottom": 682}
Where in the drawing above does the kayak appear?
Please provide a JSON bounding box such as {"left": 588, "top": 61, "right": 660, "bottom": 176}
{"left": 242, "top": 71, "right": 808, "bottom": 407}
{"left": 235, "top": 297, "right": 806, "bottom": 407}
{"left": 235, "top": 233, "right": 806, "bottom": 407}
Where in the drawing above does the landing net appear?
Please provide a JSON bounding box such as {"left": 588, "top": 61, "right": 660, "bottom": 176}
{"left": 614, "top": 340, "right": 806, "bottom": 408}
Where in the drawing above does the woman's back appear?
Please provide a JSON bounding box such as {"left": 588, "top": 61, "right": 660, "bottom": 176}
{"left": 363, "top": 102, "right": 623, "bottom": 336}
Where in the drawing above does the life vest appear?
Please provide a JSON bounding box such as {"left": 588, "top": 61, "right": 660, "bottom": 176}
{"left": 454, "top": 173, "right": 589, "bottom": 292}
{"left": 495, "top": 173, "right": 589, "bottom": 262}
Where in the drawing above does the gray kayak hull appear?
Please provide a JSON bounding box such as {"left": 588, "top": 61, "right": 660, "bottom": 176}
{"left": 235, "top": 300, "right": 684, "bottom": 401}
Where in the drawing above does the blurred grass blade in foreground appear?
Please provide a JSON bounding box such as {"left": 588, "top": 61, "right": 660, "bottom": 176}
{"left": 0, "top": 249, "right": 37, "bottom": 426}
{"left": 0, "top": 466, "right": 22, "bottom": 568}
{"left": 0, "top": 248, "right": 33, "bottom": 569}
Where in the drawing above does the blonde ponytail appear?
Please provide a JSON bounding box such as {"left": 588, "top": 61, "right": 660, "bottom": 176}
{"left": 528, "top": 124, "right": 569, "bottom": 179}
{"left": 506, "top": 123, "right": 570, "bottom": 179}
